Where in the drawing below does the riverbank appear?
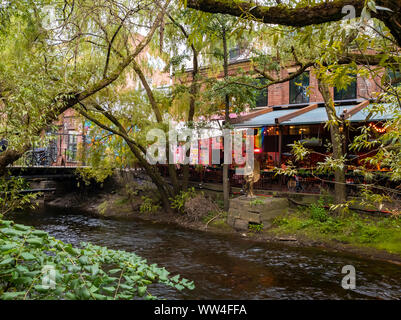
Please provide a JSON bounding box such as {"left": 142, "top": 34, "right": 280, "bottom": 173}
{"left": 44, "top": 188, "right": 401, "bottom": 266}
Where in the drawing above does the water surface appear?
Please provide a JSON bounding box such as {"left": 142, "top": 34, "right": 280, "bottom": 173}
{"left": 12, "top": 208, "right": 401, "bottom": 300}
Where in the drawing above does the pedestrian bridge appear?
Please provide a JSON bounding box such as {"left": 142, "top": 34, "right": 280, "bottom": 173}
{"left": 8, "top": 166, "right": 87, "bottom": 180}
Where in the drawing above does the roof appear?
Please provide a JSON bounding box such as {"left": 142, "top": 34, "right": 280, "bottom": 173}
{"left": 233, "top": 103, "right": 394, "bottom": 128}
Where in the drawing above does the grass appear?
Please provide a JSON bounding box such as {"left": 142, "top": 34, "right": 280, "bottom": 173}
{"left": 270, "top": 203, "right": 401, "bottom": 256}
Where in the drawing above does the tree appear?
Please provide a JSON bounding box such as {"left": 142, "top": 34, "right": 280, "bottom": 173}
{"left": 208, "top": 12, "right": 400, "bottom": 209}
{"left": 186, "top": 0, "right": 401, "bottom": 47}
{"left": 165, "top": 9, "right": 202, "bottom": 191}
{"left": 0, "top": 0, "right": 168, "bottom": 175}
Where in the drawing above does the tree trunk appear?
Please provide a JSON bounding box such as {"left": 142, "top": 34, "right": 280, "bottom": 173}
{"left": 318, "top": 77, "right": 347, "bottom": 206}
{"left": 187, "top": 0, "right": 401, "bottom": 47}
{"left": 182, "top": 49, "right": 199, "bottom": 191}
{"left": 222, "top": 28, "right": 230, "bottom": 212}
{"left": 126, "top": 141, "right": 172, "bottom": 210}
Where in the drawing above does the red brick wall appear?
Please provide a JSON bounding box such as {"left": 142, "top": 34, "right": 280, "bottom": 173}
{"left": 182, "top": 61, "right": 386, "bottom": 108}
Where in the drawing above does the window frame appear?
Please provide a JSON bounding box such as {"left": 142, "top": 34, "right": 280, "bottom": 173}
{"left": 255, "top": 77, "right": 268, "bottom": 107}
{"left": 289, "top": 72, "right": 310, "bottom": 104}
{"left": 334, "top": 74, "right": 357, "bottom": 101}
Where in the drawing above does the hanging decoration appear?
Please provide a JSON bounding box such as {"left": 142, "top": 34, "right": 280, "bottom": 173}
{"left": 254, "top": 128, "right": 263, "bottom": 149}
{"left": 369, "top": 122, "right": 386, "bottom": 133}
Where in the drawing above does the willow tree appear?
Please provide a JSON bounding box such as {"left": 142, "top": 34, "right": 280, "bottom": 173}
{"left": 0, "top": 0, "right": 168, "bottom": 175}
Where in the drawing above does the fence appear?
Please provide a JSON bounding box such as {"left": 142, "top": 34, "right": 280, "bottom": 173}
{"left": 11, "top": 133, "right": 86, "bottom": 168}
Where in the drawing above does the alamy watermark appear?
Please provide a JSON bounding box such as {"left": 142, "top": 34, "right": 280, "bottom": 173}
{"left": 41, "top": 265, "right": 56, "bottom": 290}
{"left": 145, "top": 125, "right": 255, "bottom": 176}
{"left": 341, "top": 265, "right": 356, "bottom": 290}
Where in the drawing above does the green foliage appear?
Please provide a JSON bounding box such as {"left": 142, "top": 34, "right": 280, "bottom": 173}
{"left": 139, "top": 197, "right": 161, "bottom": 214}
{"left": 0, "top": 219, "right": 194, "bottom": 300}
{"left": 248, "top": 223, "right": 264, "bottom": 233}
{"left": 97, "top": 201, "right": 109, "bottom": 216}
{"left": 360, "top": 225, "right": 381, "bottom": 243}
{"left": 249, "top": 198, "right": 265, "bottom": 206}
{"left": 76, "top": 161, "right": 115, "bottom": 186}
{"left": 309, "top": 200, "right": 329, "bottom": 222}
{"left": 272, "top": 216, "right": 290, "bottom": 227}
{"left": 169, "top": 187, "right": 197, "bottom": 213}
{"left": 0, "top": 176, "right": 40, "bottom": 217}
{"left": 271, "top": 208, "right": 401, "bottom": 255}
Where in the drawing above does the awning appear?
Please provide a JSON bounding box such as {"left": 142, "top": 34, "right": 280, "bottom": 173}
{"left": 233, "top": 103, "right": 394, "bottom": 128}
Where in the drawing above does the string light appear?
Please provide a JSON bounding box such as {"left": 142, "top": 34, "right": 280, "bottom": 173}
{"left": 369, "top": 123, "right": 386, "bottom": 133}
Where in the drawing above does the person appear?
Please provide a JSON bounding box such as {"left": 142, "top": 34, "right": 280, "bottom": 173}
{"left": 294, "top": 175, "right": 303, "bottom": 193}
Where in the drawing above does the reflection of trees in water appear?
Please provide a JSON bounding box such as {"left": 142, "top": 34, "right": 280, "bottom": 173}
{"left": 189, "top": 249, "right": 274, "bottom": 292}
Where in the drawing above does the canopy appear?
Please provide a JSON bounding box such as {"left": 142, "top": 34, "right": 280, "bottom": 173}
{"left": 233, "top": 103, "right": 394, "bottom": 128}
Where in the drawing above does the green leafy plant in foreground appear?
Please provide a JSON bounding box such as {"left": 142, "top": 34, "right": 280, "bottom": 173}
{"left": 0, "top": 218, "right": 194, "bottom": 300}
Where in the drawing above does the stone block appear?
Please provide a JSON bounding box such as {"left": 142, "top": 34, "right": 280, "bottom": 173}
{"left": 239, "top": 211, "right": 261, "bottom": 223}
{"left": 226, "top": 216, "right": 235, "bottom": 227}
{"left": 264, "top": 198, "right": 289, "bottom": 211}
{"left": 233, "top": 219, "right": 249, "bottom": 231}
{"left": 260, "top": 209, "right": 285, "bottom": 224}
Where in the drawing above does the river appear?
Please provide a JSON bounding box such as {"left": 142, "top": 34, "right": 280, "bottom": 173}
{"left": 11, "top": 207, "right": 401, "bottom": 300}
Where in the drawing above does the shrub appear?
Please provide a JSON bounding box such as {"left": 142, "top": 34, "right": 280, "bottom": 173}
{"left": 139, "top": 197, "right": 161, "bottom": 214}
{"left": 184, "top": 195, "right": 219, "bottom": 222}
{"left": 319, "top": 218, "right": 341, "bottom": 234}
{"left": 272, "top": 216, "right": 289, "bottom": 226}
{"left": 360, "top": 225, "right": 381, "bottom": 243}
{"left": 169, "top": 188, "right": 197, "bottom": 213}
{"left": 309, "top": 200, "right": 329, "bottom": 222}
{"left": 249, "top": 223, "right": 264, "bottom": 233}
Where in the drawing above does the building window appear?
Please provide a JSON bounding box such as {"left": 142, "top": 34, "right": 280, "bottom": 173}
{"left": 289, "top": 72, "right": 310, "bottom": 104}
{"left": 67, "top": 134, "right": 78, "bottom": 162}
{"left": 229, "top": 46, "right": 241, "bottom": 60}
{"left": 334, "top": 75, "right": 357, "bottom": 100}
{"left": 386, "top": 69, "right": 401, "bottom": 87}
{"left": 255, "top": 77, "right": 268, "bottom": 107}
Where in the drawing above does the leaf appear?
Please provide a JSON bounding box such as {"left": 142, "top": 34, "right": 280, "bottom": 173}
{"left": 34, "top": 285, "right": 50, "bottom": 293}
{"left": 77, "top": 286, "right": 91, "bottom": 300}
{"left": 175, "top": 284, "right": 185, "bottom": 291}
{"left": 102, "top": 286, "right": 115, "bottom": 294}
{"left": 1, "top": 292, "right": 25, "bottom": 300}
{"left": 137, "top": 286, "right": 147, "bottom": 297}
{"left": 108, "top": 268, "right": 121, "bottom": 274}
{"left": 0, "top": 228, "right": 21, "bottom": 236}
{"left": 20, "top": 252, "right": 36, "bottom": 260}
{"left": 26, "top": 238, "right": 43, "bottom": 246}
{"left": 78, "top": 255, "right": 90, "bottom": 265}
{"left": 0, "top": 244, "right": 18, "bottom": 252}
{"left": 367, "top": 1, "right": 377, "bottom": 13}
{"left": 32, "top": 230, "right": 48, "bottom": 237}
{"left": 14, "top": 224, "right": 31, "bottom": 232}
{"left": 92, "top": 293, "right": 107, "bottom": 300}
{"left": 0, "top": 258, "right": 14, "bottom": 266}
{"left": 273, "top": 33, "right": 278, "bottom": 46}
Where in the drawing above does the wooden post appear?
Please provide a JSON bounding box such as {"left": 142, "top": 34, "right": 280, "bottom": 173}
{"left": 278, "top": 126, "right": 283, "bottom": 166}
